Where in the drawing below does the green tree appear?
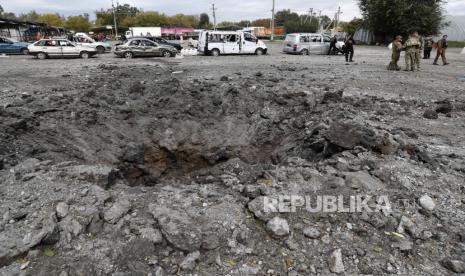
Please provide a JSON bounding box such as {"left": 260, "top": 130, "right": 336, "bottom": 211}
{"left": 358, "top": 0, "right": 445, "bottom": 36}
{"left": 66, "top": 14, "right": 93, "bottom": 32}
{"left": 0, "top": 5, "right": 17, "bottom": 20}
{"left": 167, "top": 14, "right": 199, "bottom": 27}
{"left": 275, "top": 9, "right": 299, "bottom": 26}
{"left": 198, "top": 13, "right": 210, "bottom": 28}
{"left": 251, "top": 18, "right": 270, "bottom": 27}
{"left": 122, "top": 11, "right": 167, "bottom": 27}
{"left": 37, "top": 13, "right": 65, "bottom": 27}
{"left": 342, "top": 18, "right": 364, "bottom": 34}
{"left": 320, "top": 15, "right": 332, "bottom": 30}
{"left": 284, "top": 15, "right": 319, "bottom": 33}
{"left": 96, "top": 3, "right": 139, "bottom": 26}
{"left": 17, "top": 11, "right": 39, "bottom": 22}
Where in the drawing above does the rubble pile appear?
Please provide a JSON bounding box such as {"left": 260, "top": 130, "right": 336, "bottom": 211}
{"left": 1, "top": 62, "right": 465, "bottom": 276}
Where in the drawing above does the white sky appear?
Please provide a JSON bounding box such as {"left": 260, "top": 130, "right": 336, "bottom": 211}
{"left": 2, "top": 0, "right": 465, "bottom": 22}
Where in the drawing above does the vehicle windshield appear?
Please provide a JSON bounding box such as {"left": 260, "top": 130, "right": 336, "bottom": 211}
{"left": 2, "top": 37, "right": 17, "bottom": 43}
{"left": 285, "top": 35, "right": 296, "bottom": 42}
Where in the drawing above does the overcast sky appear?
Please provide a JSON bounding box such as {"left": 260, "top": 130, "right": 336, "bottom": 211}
{"left": 2, "top": 0, "right": 465, "bottom": 22}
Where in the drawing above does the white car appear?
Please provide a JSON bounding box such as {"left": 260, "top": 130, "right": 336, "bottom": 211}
{"left": 74, "top": 33, "right": 112, "bottom": 54}
{"left": 28, "top": 39, "right": 98, "bottom": 59}
{"left": 198, "top": 30, "right": 267, "bottom": 56}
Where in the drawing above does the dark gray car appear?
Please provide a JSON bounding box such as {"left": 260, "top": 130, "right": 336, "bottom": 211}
{"left": 114, "top": 38, "right": 178, "bottom": 58}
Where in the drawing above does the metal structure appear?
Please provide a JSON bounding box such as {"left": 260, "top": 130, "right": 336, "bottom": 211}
{"left": 270, "top": 0, "right": 275, "bottom": 40}
{"left": 112, "top": 0, "right": 118, "bottom": 38}
{"left": 212, "top": 4, "right": 217, "bottom": 30}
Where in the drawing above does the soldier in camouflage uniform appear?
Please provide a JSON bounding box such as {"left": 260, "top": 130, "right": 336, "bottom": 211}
{"left": 387, "top": 35, "right": 403, "bottom": 71}
{"left": 423, "top": 36, "right": 433, "bottom": 59}
{"left": 403, "top": 31, "right": 421, "bottom": 71}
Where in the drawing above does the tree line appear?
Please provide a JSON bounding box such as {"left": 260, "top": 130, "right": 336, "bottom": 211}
{"left": 0, "top": 4, "right": 337, "bottom": 34}
{"left": 1, "top": 0, "right": 446, "bottom": 38}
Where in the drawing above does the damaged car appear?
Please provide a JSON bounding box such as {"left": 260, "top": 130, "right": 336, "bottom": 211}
{"left": 28, "top": 39, "right": 98, "bottom": 59}
{"left": 114, "top": 38, "right": 178, "bottom": 58}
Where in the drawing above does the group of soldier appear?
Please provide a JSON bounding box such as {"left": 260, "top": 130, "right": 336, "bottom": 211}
{"left": 388, "top": 31, "right": 449, "bottom": 71}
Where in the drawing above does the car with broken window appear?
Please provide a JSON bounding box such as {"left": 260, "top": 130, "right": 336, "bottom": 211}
{"left": 283, "top": 33, "right": 342, "bottom": 55}
{"left": 127, "top": 36, "right": 182, "bottom": 51}
{"left": 198, "top": 30, "right": 268, "bottom": 56}
{"left": 27, "top": 39, "right": 98, "bottom": 59}
{"left": 73, "top": 33, "right": 112, "bottom": 54}
{"left": 0, "top": 36, "right": 30, "bottom": 55}
{"left": 113, "top": 38, "right": 178, "bottom": 58}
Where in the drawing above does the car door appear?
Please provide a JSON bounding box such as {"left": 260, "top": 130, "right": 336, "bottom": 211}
{"left": 0, "top": 37, "right": 10, "bottom": 53}
{"left": 43, "top": 40, "right": 63, "bottom": 57}
{"left": 241, "top": 32, "right": 258, "bottom": 54}
{"left": 141, "top": 39, "right": 159, "bottom": 56}
{"left": 309, "top": 35, "right": 322, "bottom": 53}
{"left": 223, "top": 34, "right": 240, "bottom": 54}
{"left": 322, "top": 36, "right": 331, "bottom": 54}
{"left": 128, "top": 40, "right": 142, "bottom": 56}
{"left": 298, "top": 35, "right": 310, "bottom": 53}
{"left": 60, "top": 40, "right": 79, "bottom": 57}
{"left": 207, "top": 33, "right": 224, "bottom": 53}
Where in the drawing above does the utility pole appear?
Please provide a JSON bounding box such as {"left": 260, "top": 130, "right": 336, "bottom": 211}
{"left": 270, "top": 0, "right": 275, "bottom": 41}
{"left": 308, "top": 8, "right": 313, "bottom": 25}
{"left": 112, "top": 0, "right": 118, "bottom": 39}
{"left": 318, "top": 10, "right": 322, "bottom": 33}
{"left": 335, "top": 6, "right": 342, "bottom": 34}
{"left": 212, "top": 4, "right": 217, "bottom": 30}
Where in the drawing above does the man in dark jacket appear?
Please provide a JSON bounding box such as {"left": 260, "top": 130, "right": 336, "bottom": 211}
{"left": 327, "top": 35, "right": 338, "bottom": 55}
{"left": 344, "top": 34, "right": 355, "bottom": 62}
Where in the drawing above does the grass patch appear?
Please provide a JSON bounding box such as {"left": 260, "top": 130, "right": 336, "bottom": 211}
{"left": 447, "top": 41, "right": 465, "bottom": 48}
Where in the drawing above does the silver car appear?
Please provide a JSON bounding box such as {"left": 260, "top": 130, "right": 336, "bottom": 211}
{"left": 283, "top": 33, "right": 332, "bottom": 55}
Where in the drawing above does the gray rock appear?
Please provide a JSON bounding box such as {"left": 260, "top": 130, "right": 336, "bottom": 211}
{"left": 69, "top": 165, "right": 119, "bottom": 189}
{"left": 441, "top": 259, "right": 465, "bottom": 273}
{"left": 392, "top": 239, "right": 413, "bottom": 252}
{"left": 104, "top": 198, "right": 131, "bottom": 224}
{"left": 59, "top": 217, "right": 83, "bottom": 237}
{"left": 329, "top": 248, "right": 345, "bottom": 274}
{"left": 344, "top": 171, "right": 384, "bottom": 191}
{"left": 87, "top": 213, "right": 103, "bottom": 235}
{"left": 149, "top": 206, "right": 202, "bottom": 252}
{"left": 435, "top": 100, "right": 453, "bottom": 114}
{"left": 180, "top": 251, "right": 200, "bottom": 271}
{"left": 423, "top": 109, "right": 438, "bottom": 119}
{"left": 56, "top": 202, "right": 69, "bottom": 219}
{"left": 325, "top": 121, "right": 377, "bottom": 149}
{"left": 419, "top": 195, "right": 435, "bottom": 211}
{"left": 140, "top": 227, "right": 163, "bottom": 244}
{"left": 303, "top": 227, "right": 321, "bottom": 239}
{"left": 89, "top": 185, "right": 111, "bottom": 204}
{"left": 266, "top": 217, "right": 290, "bottom": 236}
{"left": 248, "top": 196, "right": 276, "bottom": 222}
{"left": 397, "top": 216, "right": 417, "bottom": 236}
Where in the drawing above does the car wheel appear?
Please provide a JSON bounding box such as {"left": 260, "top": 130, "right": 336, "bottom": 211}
{"left": 301, "top": 49, "right": 309, "bottom": 56}
{"left": 255, "top": 48, "right": 265, "bottom": 56}
{"left": 211, "top": 49, "right": 220, "bottom": 57}
{"left": 21, "top": 48, "right": 30, "bottom": 55}
{"left": 37, "top": 52, "right": 47, "bottom": 60}
{"left": 80, "top": 51, "right": 90, "bottom": 59}
{"left": 162, "top": 51, "right": 172, "bottom": 58}
{"left": 124, "top": 52, "right": 134, "bottom": 59}
{"left": 96, "top": 46, "right": 105, "bottom": 54}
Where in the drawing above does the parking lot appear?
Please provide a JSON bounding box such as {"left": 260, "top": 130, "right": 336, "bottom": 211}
{"left": 2, "top": 42, "right": 464, "bottom": 99}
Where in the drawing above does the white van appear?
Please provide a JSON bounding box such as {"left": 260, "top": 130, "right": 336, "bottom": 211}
{"left": 198, "top": 30, "right": 267, "bottom": 56}
{"left": 283, "top": 33, "right": 337, "bottom": 55}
